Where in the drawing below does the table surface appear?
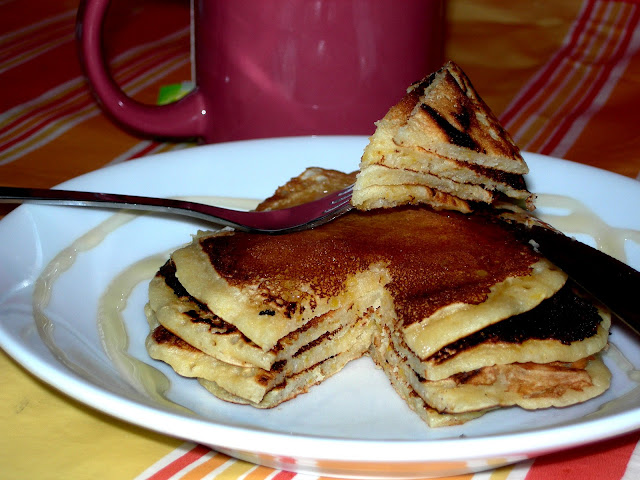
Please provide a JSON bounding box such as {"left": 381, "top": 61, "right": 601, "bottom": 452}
{"left": 2, "top": 0, "right": 640, "bottom": 479}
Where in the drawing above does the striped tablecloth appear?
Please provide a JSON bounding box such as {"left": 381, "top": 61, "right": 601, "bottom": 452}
{"left": 2, "top": 1, "right": 640, "bottom": 479}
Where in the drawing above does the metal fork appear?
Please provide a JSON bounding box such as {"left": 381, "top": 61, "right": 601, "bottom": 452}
{"left": 0, "top": 185, "right": 354, "bottom": 233}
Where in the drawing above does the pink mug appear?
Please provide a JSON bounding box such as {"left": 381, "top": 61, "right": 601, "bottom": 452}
{"left": 77, "top": 0, "right": 444, "bottom": 144}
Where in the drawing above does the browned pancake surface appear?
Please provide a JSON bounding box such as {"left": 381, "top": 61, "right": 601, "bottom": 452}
{"left": 408, "top": 65, "right": 523, "bottom": 165}
{"left": 199, "top": 206, "right": 540, "bottom": 327}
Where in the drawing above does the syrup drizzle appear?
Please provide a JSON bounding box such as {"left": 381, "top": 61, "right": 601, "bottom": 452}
{"left": 535, "top": 194, "right": 640, "bottom": 262}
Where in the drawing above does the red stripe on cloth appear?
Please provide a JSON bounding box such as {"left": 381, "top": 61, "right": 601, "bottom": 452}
{"left": 525, "top": 431, "right": 640, "bottom": 480}
{"left": 144, "top": 444, "right": 211, "bottom": 480}
{"left": 539, "top": 3, "right": 640, "bottom": 155}
{"left": 271, "top": 470, "right": 298, "bottom": 480}
{"left": 499, "top": 0, "right": 596, "bottom": 126}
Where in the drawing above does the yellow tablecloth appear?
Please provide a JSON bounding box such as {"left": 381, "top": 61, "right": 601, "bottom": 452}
{"left": 2, "top": 1, "right": 640, "bottom": 479}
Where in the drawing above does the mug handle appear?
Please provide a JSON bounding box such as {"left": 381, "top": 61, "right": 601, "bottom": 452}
{"left": 76, "top": 0, "right": 206, "bottom": 139}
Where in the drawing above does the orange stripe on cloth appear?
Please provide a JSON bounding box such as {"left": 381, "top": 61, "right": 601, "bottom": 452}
{"left": 243, "top": 464, "right": 283, "bottom": 480}
{"left": 500, "top": 0, "right": 640, "bottom": 158}
{"left": 524, "top": 431, "right": 640, "bottom": 480}
{"left": 0, "top": 26, "right": 188, "bottom": 138}
{"left": 134, "top": 445, "right": 301, "bottom": 480}
{"left": 539, "top": 4, "right": 640, "bottom": 157}
{"left": 177, "top": 451, "right": 235, "bottom": 479}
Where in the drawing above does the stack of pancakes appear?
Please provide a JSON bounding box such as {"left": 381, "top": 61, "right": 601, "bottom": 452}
{"left": 144, "top": 63, "right": 612, "bottom": 427}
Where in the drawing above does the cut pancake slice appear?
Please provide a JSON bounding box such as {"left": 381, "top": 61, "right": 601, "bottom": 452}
{"left": 396, "top": 61, "right": 528, "bottom": 173}
{"left": 198, "top": 335, "right": 371, "bottom": 409}
{"left": 370, "top": 281, "right": 612, "bottom": 425}
{"left": 148, "top": 260, "right": 365, "bottom": 370}
{"left": 399, "top": 258, "right": 568, "bottom": 360}
{"left": 169, "top": 229, "right": 390, "bottom": 351}
{"left": 352, "top": 164, "right": 485, "bottom": 213}
{"left": 372, "top": 331, "right": 610, "bottom": 425}
{"left": 146, "top": 310, "right": 374, "bottom": 405}
{"left": 353, "top": 61, "right": 534, "bottom": 213}
{"left": 394, "top": 281, "right": 612, "bottom": 382}
{"left": 369, "top": 334, "right": 489, "bottom": 427}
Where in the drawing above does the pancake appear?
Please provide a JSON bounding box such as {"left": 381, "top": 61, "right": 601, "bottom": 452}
{"left": 170, "top": 206, "right": 553, "bottom": 352}
{"left": 146, "top": 173, "right": 611, "bottom": 424}
{"left": 397, "top": 282, "right": 612, "bottom": 382}
{"left": 146, "top": 177, "right": 610, "bottom": 422}
{"left": 397, "top": 61, "right": 528, "bottom": 173}
{"left": 170, "top": 231, "right": 390, "bottom": 350}
{"left": 258, "top": 167, "right": 357, "bottom": 211}
{"left": 146, "top": 311, "right": 373, "bottom": 404}
{"left": 353, "top": 61, "right": 534, "bottom": 213}
{"left": 148, "top": 259, "right": 365, "bottom": 370}
{"left": 197, "top": 336, "right": 371, "bottom": 409}
{"left": 372, "top": 330, "right": 610, "bottom": 425}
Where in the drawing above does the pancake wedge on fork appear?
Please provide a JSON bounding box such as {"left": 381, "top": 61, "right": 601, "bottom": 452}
{"left": 144, "top": 62, "right": 611, "bottom": 427}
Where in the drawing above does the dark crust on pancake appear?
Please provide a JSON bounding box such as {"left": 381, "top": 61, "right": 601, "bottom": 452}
{"left": 466, "top": 162, "right": 528, "bottom": 191}
{"left": 427, "top": 282, "right": 602, "bottom": 365}
{"left": 159, "top": 260, "right": 210, "bottom": 313}
{"left": 152, "top": 324, "right": 198, "bottom": 351}
{"left": 158, "top": 260, "right": 231, "bottom": 331}
{"left": 200, "top": 206, "right": 540, "bottom": 326}
{"left": 410, "top": 64, "right": 523, "bottom": 161}
{"left": 150, "top": 323, "right": 348, "bottom": 389}
{"left": 420, "top": 103, "right": 479, "bottom": 152}
{"left": 293, "top": 325, "right": 343, "bottom": 357}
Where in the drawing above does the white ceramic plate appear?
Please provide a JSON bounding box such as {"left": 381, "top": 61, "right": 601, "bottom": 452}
{"left": 1, "top": 137, "right": 640, "bottom": 479}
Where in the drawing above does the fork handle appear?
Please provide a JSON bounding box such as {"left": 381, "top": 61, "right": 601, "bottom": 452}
{"left": 0, "top": 186, "right": 349, "bottom": 233}
{"left": 0, "top": 186, "right": 249, "bottom": 230}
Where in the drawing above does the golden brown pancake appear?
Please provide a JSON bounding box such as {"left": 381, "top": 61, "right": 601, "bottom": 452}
{"left": 353, "top": 61, "right": 534, "bottom": 213}
{"left": 372, "top": 330, "right": 610, "bottom": 426}
{"left": 148, "top": 259, "right": 365, "bottom": 370}
{"left": 197, "top": 337, "right": 371, "bottom": 409}
{"left": 399, "top": 282, "right": 611, "bottom": 381}
{"left": 146, "top": 311, "right": 373, "bottom": 404}
{"left": 258, "top": 167, "right": 357, "bottom": 211}
{"left": 397, "top": 61, "right": 528, "bottom": 173}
